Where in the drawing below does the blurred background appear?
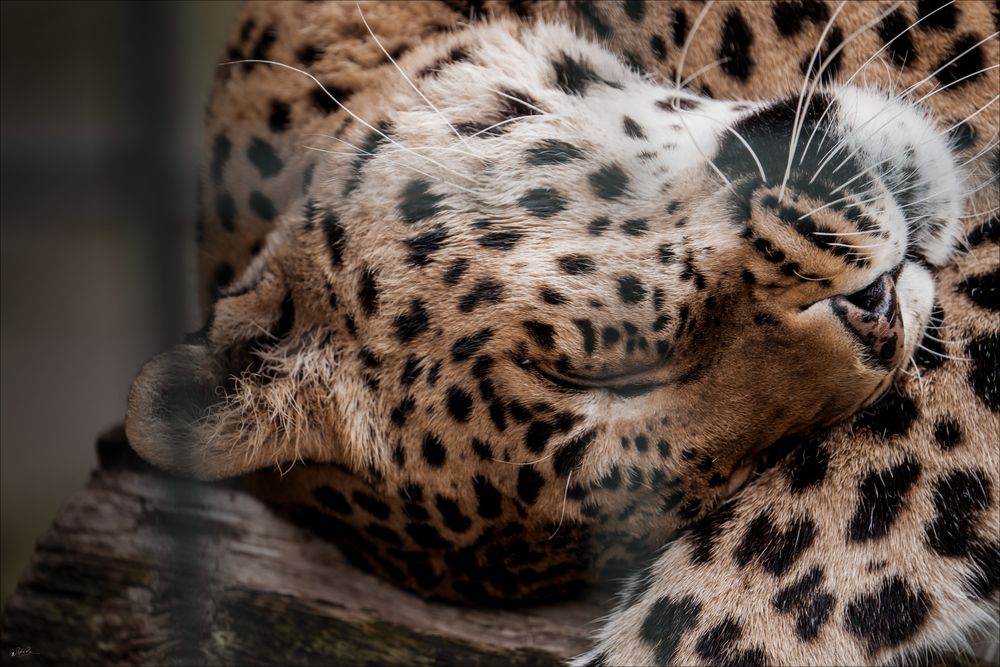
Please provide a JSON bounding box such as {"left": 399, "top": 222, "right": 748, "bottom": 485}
{"left": 1, "top": 1, "right": 239, "bottom": 604}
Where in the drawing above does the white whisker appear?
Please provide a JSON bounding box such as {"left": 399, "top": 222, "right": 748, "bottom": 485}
{"left": 679, "top": 57, "right": 730, "bottom": 87}
{"left": 678, "top": 109, "right": 767, "bottom": 182}
{"left": 916, "top": 344, "right": 971, "bottom": 362}
{"left": 356, "top": 3, "right": 477, "bottom": 156}
{"left": 673, "top": 0, "right": 716, "bottom": 96}
{"left": 302, "top": 145, "right": 477, "bottom": 194}
{"left": 221, "top": 58, "right": 477, "bottom": 184}
{"left": 486, "top": 87, "right": 550, "bottom": 116}
{"left": 778, "top": 0, "right": 848, "bottom": 203}
{"left": 545, "top": 470, "right": 573, "bottom": 541}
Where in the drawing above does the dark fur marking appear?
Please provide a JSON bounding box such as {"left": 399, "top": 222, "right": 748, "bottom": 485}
{"left": 925, "top": 467, "right": 992, "bottom": 557}
{"left": 394, "top": 299, "right": 430, "bottom": 342}
{"left": 734, "top": 512, "right": 816, "bottom": 576}
{"left": 399, "top": 179, "right": 445, "bottom": 224}
{"left": 473, "top": 474, "right": 502, "bottom": 518}
{"left": 773, "top": 566, "right": 835, "bottom": 641}
{"left": 844, "top": 577, "right": 931, "bottom": 654}
{"left": 520, "top": 187, "right": 567, "bottom": 218}
{"left": 589, "top": 164, "right": 629, "bottom": 199}
{"left": 718, "top": 9, "right": 754, "bottom": 82}
{"left": 618, "top": 275, "right": 647, "bottom": 304}
{"left": 935, "top": 33, "right": 985, "bottom": 88}
{"left": 459, "top": 279, "right": 504, "bottom": 313}
{"left": 247, "top": 137, "right": 283, "bottom": 178}
{"left": 526, "top": 139, "right": 584, "bottom": 165}
{"left": 640, "top": 596, "right": 701, "bottom": 664}
{"left": 516, "top": 466, "right": 544, "bottom": 504}
{"left": 848, "top": 457, "right": 922, "bottom": 542}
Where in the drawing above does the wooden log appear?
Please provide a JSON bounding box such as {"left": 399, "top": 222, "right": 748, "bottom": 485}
{"left": 0, "top": 428, "right": 601, "bottom": 665}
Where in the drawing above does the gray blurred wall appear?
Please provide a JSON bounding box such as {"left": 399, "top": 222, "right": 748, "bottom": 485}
{"left": 1, "top": 0, "right": 240, "bottom": 604}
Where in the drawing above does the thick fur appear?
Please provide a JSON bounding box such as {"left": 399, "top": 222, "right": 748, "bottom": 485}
{"left": 127, "top": 2, "right": 999, "bottom": 665}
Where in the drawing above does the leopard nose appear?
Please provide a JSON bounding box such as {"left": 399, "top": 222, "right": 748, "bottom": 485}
{"left": 831, "top": 273, "right": 905, "bottom": 368}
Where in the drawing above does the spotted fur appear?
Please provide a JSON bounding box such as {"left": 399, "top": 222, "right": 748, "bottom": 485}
{"left": 127, "top": 1, "right": 998, "bottom": 664}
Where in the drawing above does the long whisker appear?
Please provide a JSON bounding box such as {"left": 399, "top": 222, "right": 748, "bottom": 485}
{"left": 916, "top": 344, "right": 971, "bottom": 362}
{"left": 356, "top": 3, "right": 477, "bottom": 156}
{"left": 679, "top": 57, "right": 730, "bottom": 87}
{"left": 467, "top": 114, "right": 541, "bottom": 138}
{"left": 221, "top": 58, "right": 477, "bottom": 184}
{"left": 544, "top": 470, "right": 573, "bottom": 541}
{"left": 673, "top": 0, "right": 716, "bottom": 97}
{"left": 677, "top": 113, "right": 733, "bottom": 190}
{"left": 792, "top": 269, "right": 837, "bottom": 282}
{"left": 800, "top": 0, "right": 959, "bottom": 161}
{"left": 305, "top": 132, "right": 485, "bottom": 160}
{"left": 678, "top": 109, "right": 767, "bottom": 182}
{"left": 302, "top": 145, "right": 478, "bottom": 194}
{"left": 486, "top": 87, "right": 550, "bottom": 116}
{"left": 778, "top": 0, "right": 848, "bottom": 203}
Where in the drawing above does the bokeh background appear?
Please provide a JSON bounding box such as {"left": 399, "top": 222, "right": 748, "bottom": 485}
{"left": 1, "top": 0, "right": 240, "bottom": 604}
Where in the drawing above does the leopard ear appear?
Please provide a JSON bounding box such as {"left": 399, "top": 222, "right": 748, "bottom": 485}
{"left": 126, "top": 341, "right": 239, "bottom": 480}
{"left": 126, "top": 246, "right": 340, "bottom": 480}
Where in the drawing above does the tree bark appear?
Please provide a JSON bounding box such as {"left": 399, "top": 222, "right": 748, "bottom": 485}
{"left": 0, "top": 428, "right": 600, "bottom": 665}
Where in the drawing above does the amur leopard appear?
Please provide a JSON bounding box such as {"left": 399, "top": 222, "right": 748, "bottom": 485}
{"left": 125, "top": 1, "right": 999, "bottom": 664}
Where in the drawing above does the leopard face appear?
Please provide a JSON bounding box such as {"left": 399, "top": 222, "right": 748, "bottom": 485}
{"left": 125, "top": 16, "right": 968, "bottom": 606}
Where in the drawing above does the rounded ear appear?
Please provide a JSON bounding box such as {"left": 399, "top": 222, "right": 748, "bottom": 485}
{"left": 126, "top": 342, "right": 238, "bottom": 480}
{"left": 126, "top": 238, "right": 338, "bottom": 481}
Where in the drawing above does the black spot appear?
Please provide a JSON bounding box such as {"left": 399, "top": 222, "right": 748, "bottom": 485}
{"left": 589, "top": 216, "right": 613, "bottom": 236}
{"left": 247, "top": 137, "right": 284, "bottom": 178}
{"left": 525, "top": 421, "right": 554, "bottom": 454}
{"left": 772, "top": 0, "right": 829, "bottom": 37}
{"left": 688, "top": 503, "right": 735, "bottom": 565}
{"left": 435, "top": 495, "right": 472, "bottom": 533}
{"left": 444, "top": 258, "right": 469, "bottom": 285}
{"left": 268, "top": 99, "right": 291, "bottom": 133}
{"left": 297, "top": 44, "right": 324, "bottom": 65}
{"left": 405, "top": 522, "right": 453, "bottom": 550}
{"left": 925, "top": 467, "right": 992, "bottom": 557}
{"left": 394, "top": 300, "right": 430, "bottom": 342}
{"left": 785, "top": 435, "right": 829, "bottom": 492}
{"left": 357, "top": 266, "right": 379, "bottom": 316}
{"left": 917, "top": 0, "right": 958, "bottom": 30}
{"left": 516, "top": 466, "right": 544, "bottom": 504}
{"left": 624, "top": 0, "right": 644, "bottom": 21}
{"left": 211, "top": 133, "right": 231, "bottom": 184}
{"left": 553, "top": 429, "right": 596, "bottom": 477}
{"left": 734, "top": 512, "right": 816, "bottom": 576}
{"left": 959, "top": 268, "right": 999, "bottom": 311}
{"left": 452, "top": 328, "right": 494, "bottom": 361}
{"left": 773, "top": 566, "right": 835, "bottom": 641}
{"left": 352, "top": 491, "right": 391, "bottom": 520}
{"left": 848, "top": 457, "right": 922, "bottom": 542}
{"left": 967, "top": 333, "right": 999, "bottom": 411}
{"left": 215, "top": 192, "right": 236, "bottom": 231}
{"left": 405, "top": 226, "right": 449, "bottom": 267}
{"left": 623, "top": 116, "right": 646, "bottom": 139}
{"left": 446, "top": 385, "right": 474, "bottom": 422}
{"left": 541, "top": 288, "right": 568, "bottom": 305}
{"left": 473, "top": 475, "right": 502, "bottom": 518}
{"left": 573, "top": 1, "right": 612, "bottom": 39}
{"left": 695, "top": 616, "right": 768, "bottom": 667}
{"left": 588, "top": 164, "right": 629, "bottom": 200}
{"left": 478, "top": 231, "right": 522, "bottom": 250}
{"left": 935, "top": 33, "right": 985, "bottom": 88}
{"left": 526, "top": 139, "right": 584, "bottom": 165}
{"left": 391, "top": 396, "right": 416, "bottom": 427}
{"left": 399, "top": 179, "right": 445, "bottom": 224}
{"left": 650, "top": 34, "right": 667, "bottom": 60}
{"left": 601, "top": 326, "right": 620, "bottom": 347}
{"left": 519, "top": 188, "right": 567, "bottom": 218}
{"left": 854, "top": 386, "right": 918, "bottom": 439}
{"left": 573, "top": 319, "right": 597, "bottom": 355}
{"left": 421, "top": 433, "right": 447, "bottom": 467}
{"left": 314, "top": 485, "right": 352, "bottom": 514}
{"left": 844, "top": 576, "right": 931, "bottom": 654}
{"left": 640, "top": 595, "right": 701, "bottom": 664}
{"left": 322, "top": 211, "right": 346, "bottom": 267}
{"left": 558, "top": 254, "right": 596, "bottom": 275}
{"left": 622, "top": 218, "right": 649, "bottom": 236}
{"left": 248, "top": 191, "right": 275, "bottom": 222}
{"left": 459, "top": 279, "right": 504, "bottom": 313}
{"left": 523, "top": 321, "right": 556, "bottom": 349}
{"left": 311, "top": 83, "right": 353, "bottom": 115}
{"left": 948, "top": 120, "right": 977, "bottom": 151}
{"left": 933, "top": 418, "right": 962, "bottom": 450}
{"left": 718, "top": 9, "right": 754, "bottom": 82}
{"left": 672, "top": 8, "right": 688, "bottom": 46}
{"left": 343, "top": 124, "right": 391, "bottom": 196}
{"left": 472, "top": 438, "right": 494, "bottom": 461}
{"left": 877, "top": 9, "right": 917, "bottom": 68}
{"left": 618, "top": 275, "right": 647, "bottom": 304}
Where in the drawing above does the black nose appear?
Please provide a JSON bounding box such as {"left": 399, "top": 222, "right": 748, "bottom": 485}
{"left": 831, "top": 273, "right": 904, "bottom": 367}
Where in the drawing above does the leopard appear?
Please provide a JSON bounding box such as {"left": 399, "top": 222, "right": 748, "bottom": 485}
{"left": 124, "top": 1, "right": 999, "bottom": 665}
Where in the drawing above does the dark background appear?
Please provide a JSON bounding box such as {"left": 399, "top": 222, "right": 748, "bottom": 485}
{"left": 1, "top": 0, "right": 240, "bottom": 603}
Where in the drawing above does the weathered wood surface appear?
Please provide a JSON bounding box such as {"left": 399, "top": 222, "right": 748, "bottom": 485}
{"left": 0, "top": 428, "right": 602, "bottom": 665}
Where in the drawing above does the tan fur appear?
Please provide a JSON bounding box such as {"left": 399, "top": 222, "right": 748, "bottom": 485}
{"left": 127, "top": 1, "right": 998, "bottom": 664}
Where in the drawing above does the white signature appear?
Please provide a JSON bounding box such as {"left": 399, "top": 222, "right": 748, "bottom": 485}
{"left": 9, "top": 646, "right": 36, "bottom": 658}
